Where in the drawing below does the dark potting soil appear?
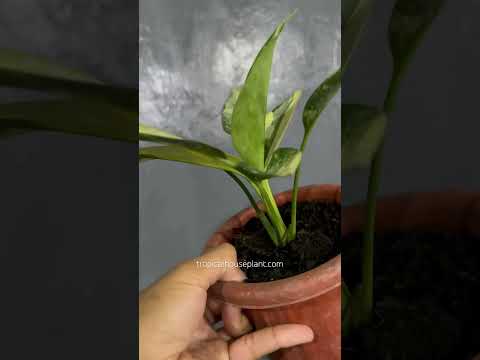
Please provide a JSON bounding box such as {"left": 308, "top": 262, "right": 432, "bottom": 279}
{"left": 342, "top": 231, "right": 480, "bottom": 360}
{"left": 232, "top": 201, "right": 340, "bottom": 282}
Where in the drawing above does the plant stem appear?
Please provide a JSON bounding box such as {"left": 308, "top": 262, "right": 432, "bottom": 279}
{"left": 359, "top": 62, "right": 401, "bottom": 324}
{"left": 256, "top": 180, "right": 287, "bottom": 245}
{"left": 288, "top": 134, "right": 309, "bottom": 242}
{"left": 226, "top": 172, "right": 280, "bottom": 246}
{"left": 289, "top": 161, "right": 302, "bottom": 241}
{"left": 359, "top": 145, "right": 383, "bottom": 323}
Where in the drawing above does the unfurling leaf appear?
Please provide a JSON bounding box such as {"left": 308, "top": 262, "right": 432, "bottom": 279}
{"left": 265, "top": 148, "right": 302, "bottom": 177}
{"left": 342, "top": 104, "right": 386, "bottom": 171}
{"left": 389, "top": 0, "right": 445, "bottom": 83}
{"left": 267, "top": 92, "right": 295, "bottom": 132}
{"left": 265, "top": 90, "right": 302, "bottom": 164}
{"left": 303, "top": 69, "right": 341, "bottom": 136}
{"left": 231, "top": 11, "right": 296, "bottom": 171}
{"left": 222, "top": 87, "right": 242, "bottom": 134}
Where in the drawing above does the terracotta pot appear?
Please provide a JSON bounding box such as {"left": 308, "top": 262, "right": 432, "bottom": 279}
{"left": 342, "top": 190, "right": 480, "bottom": 359}
{"left": 206, "top": 184, "right": 341, "bottom": 360}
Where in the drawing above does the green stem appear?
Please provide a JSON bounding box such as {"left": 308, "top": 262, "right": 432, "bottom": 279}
{"left": 359, "top": 62, "right": 401, "bottom": 324}
{"left": 289, "top": 161, "right": 302, "bottom": 241}
{"left": 256, "top": 180, "right": 287, "bottom": 245}
{"left": 226, "top": 172, "right": 280, "bottom": 246}
{"left": 288, "top": 135, "right": 309, "bottom": 242}
{"left": 359, "top": 145, "right": 383, "bottom": 323}
{"left": 384, "top": 73, "right": 401, "bottom": 115}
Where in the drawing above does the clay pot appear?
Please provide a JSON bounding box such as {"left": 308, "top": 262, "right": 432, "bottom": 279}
{"left": 342, "top": 190, "right": 480, "bottom": 359}
{"left": 206, "top": 184, "right": 341, "bottom": 360}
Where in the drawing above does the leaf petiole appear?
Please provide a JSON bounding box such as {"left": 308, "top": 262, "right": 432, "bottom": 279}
{"left": 226, "top": 172, "right": 280, "bottom": 245}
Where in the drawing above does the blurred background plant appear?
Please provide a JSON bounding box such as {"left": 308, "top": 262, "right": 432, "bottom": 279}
{"left": 341, "top": 0, "right": 445, "bottom": 332}
{"left": 0, "top": 49, "right": 138, "bottom": 141}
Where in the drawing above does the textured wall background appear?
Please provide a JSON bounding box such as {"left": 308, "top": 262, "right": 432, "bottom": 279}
{"left": 139, "top": 0, "right": 341, "bottom": 289}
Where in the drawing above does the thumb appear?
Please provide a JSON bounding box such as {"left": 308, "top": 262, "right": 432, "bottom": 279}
{"left": 229, "top": 324, "right": 314, "bottom": 360}
{"left": 160, "top": 242, "right": 245, "bottom": 292}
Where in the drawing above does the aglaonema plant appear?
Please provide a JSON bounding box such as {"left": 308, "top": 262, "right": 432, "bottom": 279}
{"left": 341, "top": 0, "right": 445, "bottom": 332}
{"left": 139, "top": 12, "right": 340, "bottom": 247}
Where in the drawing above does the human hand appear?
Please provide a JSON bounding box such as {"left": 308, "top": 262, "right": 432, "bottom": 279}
{"left": 139, "top": 243, "right": 314, "bottom": 360}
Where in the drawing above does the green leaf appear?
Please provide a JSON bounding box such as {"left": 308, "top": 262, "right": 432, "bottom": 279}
{"left": 265, "top": 148, "right": 302, "bottom": 177}
{"left": 222, "top": 86, "right": 287, "bottom": 138}
{"left": 342, "top": 0, "right": 374, "bottom": 71}
{"left": 389, "top": 0, "right": 445, "bottom": 83}
{"left": 267, "top": 93, "right": 295, "bottom": 132}
{"left": 139, "top": 123, "right": 240, "bottom": 164}
{"left": 0, "top": 100, "right": 137, "bottom": 142}
{"left": 221, "top": 87, "right": 242, "bottom": 134}
{"left": 0, "top": 48, "right": 99, "bottom": 83}
{"left": 140, "top": 144, "right": 242, "bottom": 173}
{"left": 139, "top": 123, "right": 238, "bottom": 163}
{"left": 342, "top": 104, "right": 386, "bottom": 171}
{"left": 0, "top": 49, "right": 137, "bottom": 109}
{"left": 265, "top": 90, "right": 302, "bottom": 165}
{"left": 264, "top": 111, "right": 274, "bottom": 132}
{"left": 302, "top": 69, "right": 341, "bottom": 137}
{"left": 139, "top": 123, "right": 181, "bottom": 143}
{"left": 139, "top": 127, "right": 296, "bottom": 181}
{"left": 231, "top": 11, "right": 296, "bottom": 171}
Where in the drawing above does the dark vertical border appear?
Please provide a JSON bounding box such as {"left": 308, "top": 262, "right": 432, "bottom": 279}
{"left": 0, "top": 2, "right": 138, "bottom": 359}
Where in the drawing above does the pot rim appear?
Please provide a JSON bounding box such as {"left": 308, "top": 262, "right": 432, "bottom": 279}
{"left": 206, "top": 184, "right": 341, "bottom": 309}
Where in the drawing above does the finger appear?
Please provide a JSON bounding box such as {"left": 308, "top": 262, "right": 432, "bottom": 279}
{"left": 222, "top": 303, "right": 253, "bottom": 337}
{"left": 216, "top": 329, "right": 232, "bottom": 342}
{"left": 204, "top": 307, "right": 216, "bottom": 324}
{"left": 165, "top": 243, "right": 246, "bottom": 291}
{"left": 207, "top": 297, "right": 223, "bottom": 315}
{"left": 229, "top": 324, "right": 314, "bottom": 360}
{"left": 205, "top": 297, "right": 223, "bottom": 324}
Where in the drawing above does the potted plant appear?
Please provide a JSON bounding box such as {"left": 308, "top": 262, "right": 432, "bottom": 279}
{"left": 342, "top": 0, "right": 480, "bottom": 358}
{"left": 139, "top": 12, "right": 341, "bottom": 360}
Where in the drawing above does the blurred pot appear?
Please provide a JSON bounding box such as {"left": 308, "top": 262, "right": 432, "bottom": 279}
{"left": 342, "top": 190, "right": 480, "bottom": 360}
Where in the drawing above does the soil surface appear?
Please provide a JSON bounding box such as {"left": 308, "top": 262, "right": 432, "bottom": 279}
{"left": 232, "top": 201, "right": 340, "bottom": 282}
{"left": 342, "top": 231, "right": 480, "bottom": 360}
